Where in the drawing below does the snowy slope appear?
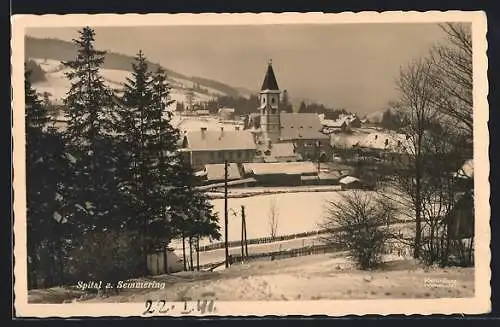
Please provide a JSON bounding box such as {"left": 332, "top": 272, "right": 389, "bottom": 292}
{"left": 29, "top": 57, "right": 223, "bottom": 107}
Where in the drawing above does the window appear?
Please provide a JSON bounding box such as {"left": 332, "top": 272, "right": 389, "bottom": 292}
{"left": 237, "top": 151, "right": 242, "bottom": 159}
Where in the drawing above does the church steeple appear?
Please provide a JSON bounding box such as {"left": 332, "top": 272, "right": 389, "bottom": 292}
{"left": 259, "top": 60, "right": 281, "bottom": 144}
{"left": 261, "top": 59, "right": 280, "bottom": 91}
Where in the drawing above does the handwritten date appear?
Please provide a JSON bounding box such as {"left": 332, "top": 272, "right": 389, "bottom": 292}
{"left": 143, "top": 299, "right": 216, "bottom": 315}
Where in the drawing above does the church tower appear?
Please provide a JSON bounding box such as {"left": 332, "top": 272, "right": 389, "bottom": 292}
{"left": 259, "top": 60, "right": 281, "bottom": 144}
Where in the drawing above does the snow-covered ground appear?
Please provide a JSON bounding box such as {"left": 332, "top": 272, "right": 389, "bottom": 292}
{"left": 170, "top": 190, "right": 379, "bottom": 252}
{"left": 29, "top": 253, "right": 473, "bottom": 303}
{"left": 207, "top": 185, "right": 343, "bottom": 198}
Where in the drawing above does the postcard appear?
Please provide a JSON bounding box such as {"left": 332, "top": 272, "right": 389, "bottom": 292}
{"left": 11, "top": 11, "right": 490, "bottom": 317}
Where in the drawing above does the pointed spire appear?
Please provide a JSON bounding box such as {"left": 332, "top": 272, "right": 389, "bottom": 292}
{"left": 261, "top": 60, "right": 279, "bottom": 91}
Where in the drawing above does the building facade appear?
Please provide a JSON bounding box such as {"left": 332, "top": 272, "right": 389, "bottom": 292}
{"left": 181, "top": 127, "right": 256, "bottom": 170}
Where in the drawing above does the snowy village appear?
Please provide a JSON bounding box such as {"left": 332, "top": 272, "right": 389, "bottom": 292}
{"left": 22, "top": 22, "right": 476, "bottom": 304}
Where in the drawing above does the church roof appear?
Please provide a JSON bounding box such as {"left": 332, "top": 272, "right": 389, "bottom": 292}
{"left": 183, "top": 129, "right": 256, "bottom": 151}
{"left": 261, "top": 62, "right": 280, "bottom": 91}
{"left": 279, "top": 113, "right": 330, "bottom": 140}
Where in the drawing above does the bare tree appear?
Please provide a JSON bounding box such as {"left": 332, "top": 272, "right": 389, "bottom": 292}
{"left": 428, "top": 23, "right": 473, "bottom": 139}
{"left": 381, "top": 56, "right": 471, "bottom": 263}
{"left": 391, "top": 58, "right": 441, "bottom": 259}
{"left": 319, "top": 191, "right": 396, "bottom": 270}
{"left": 268, "top": 198, "right": 279, "bottom": 239}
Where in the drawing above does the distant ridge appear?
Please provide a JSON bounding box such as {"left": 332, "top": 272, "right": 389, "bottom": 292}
{"left": 25, "top": 36, "right": 241, "bottom": 97}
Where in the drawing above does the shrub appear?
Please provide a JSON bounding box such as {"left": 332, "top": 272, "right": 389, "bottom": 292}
{"left": 320, "top": 190, "right": 395, "bottom": 270}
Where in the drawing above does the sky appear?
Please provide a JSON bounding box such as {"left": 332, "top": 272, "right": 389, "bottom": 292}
{"left": 26, "top": 23, "right": 447, "bottom": 116}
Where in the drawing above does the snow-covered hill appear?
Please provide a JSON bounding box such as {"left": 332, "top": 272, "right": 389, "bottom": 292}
{"left": 365, "top": 107, "right": 401, "bottom": 123}
{"left": 30, "top": 58, "right": 223, "bottom": 109}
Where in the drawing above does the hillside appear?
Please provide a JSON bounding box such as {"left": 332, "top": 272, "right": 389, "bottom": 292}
{"left": 365, "top": 107, "right": 400, "bottom": 123}
{"left": 25, "top": 36, "right": 241, "bottom": 99}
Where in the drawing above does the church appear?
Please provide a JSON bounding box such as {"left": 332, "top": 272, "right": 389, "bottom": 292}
{"left": 248, "top": 61, "right": 331, "bottom": 163}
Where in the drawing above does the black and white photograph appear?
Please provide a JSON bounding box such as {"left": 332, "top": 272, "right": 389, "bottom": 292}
{"left": 12, "top": 12, "right": 490, "bottom": 316}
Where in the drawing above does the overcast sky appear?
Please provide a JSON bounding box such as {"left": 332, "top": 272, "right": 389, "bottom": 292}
{"left": 27, "top": 24, "right": 447, "bottom": 115}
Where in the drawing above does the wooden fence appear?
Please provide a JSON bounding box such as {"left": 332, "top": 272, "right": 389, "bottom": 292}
{"left": 197, "top": 219, "right": 412, "bottom": 252}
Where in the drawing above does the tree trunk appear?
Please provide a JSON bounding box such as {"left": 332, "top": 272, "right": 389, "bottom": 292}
{"left": 163, "top": 243, "right": 169, "bottom": 274}
{"left": 414, "top": 141, "right": 423, "bottom": 259}
{"left": 196, "top": 237, "right": 200, "bottom": 272}
{"left": 182, "top": 235, "right": 187, "bottom": 271}
{"left": 189, "top": 236, "right": 194, "bottom": 271}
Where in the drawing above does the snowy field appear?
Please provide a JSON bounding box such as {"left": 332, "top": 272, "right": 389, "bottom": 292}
{"left": 211, "top": 190, "right": 381, "bottom": 243}
{"left": 170, "top": 190, "right": 378, "bottom": 251}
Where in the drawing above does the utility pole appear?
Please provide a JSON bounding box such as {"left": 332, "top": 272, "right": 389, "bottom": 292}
{"left": 316, "top": 141, "right": 321, "bottom": 174}
{"left": 196, "top": 237, "right": 200, "bottom": 272}
{"left": 224, "top": 160, "right": 229, "bottom": 268}
{"left": 242, "top": 205, "right": 248, "bottom": 257}
{"left": 240, "top": 207, "right": 245, "bottom": 258}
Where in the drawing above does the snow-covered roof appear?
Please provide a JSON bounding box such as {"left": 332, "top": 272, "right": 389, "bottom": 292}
{"left": 204, "top": 163, "right": 241, "bottom": 181}
{"left": 322, "top": 114, "right": 359, "bottom": 128}
{"left": 243, "top": 161, "right": 317, "bottom": 176}
{"left": 279, "top": 113, "right": 329, "bottom": 141}
{"left": 183, "top": 129, "right": 256, "bottom": 151}
{"left": 257, "top": 141, "right": 296, "bottom": 161}
{"left": 357, "top": 131, "right": 413, "bottom": 153}
{"left": 217, "top": 107, "right": 235, "bottom": 114}
{"left": 454, "top": 159, "right": 473, "bottom": 179}
{"left": 339, "top": 176, "right": 360, "bottom": 184}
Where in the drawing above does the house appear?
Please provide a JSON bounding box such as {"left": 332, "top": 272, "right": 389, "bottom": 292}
{"left": 242, "top": 161, "right": 318, "bottom": 186}
{"left": 218, "top": 107, "right": 236, "bottom": 121}
{"left": 181, "top": 127, "right": 256, "bottom": 170}
{"left": 147, "top": 248, "right": 184, "bottom": 275}
{"left": 339, "top": 176, "right": 363, "bottom": 190}
{"left": 454, "top": 159, "right": 474, "bottom": 179}
{"left": 202, "top": 163, "right": 242, "bottom": 183}
{"left": 279, "top": 113, "right": 331, "bottom": 161}
{"left": 322, "top": 114, "right": 361, "bottom": 133}
{"left": 442, "top": 190, "right": 474, "bottom": 240}
{"left": 255, "top": 141, "right": 300, "bottom": 163}
{"left": 354, "top": 131, "right": 413, "bottom": 164}
{"left": 195, "top": 109, "right": 210, "bottom": 116}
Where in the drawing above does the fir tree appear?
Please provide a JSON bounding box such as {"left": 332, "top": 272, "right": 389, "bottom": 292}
{"left": 298, "top": 101, "right": 307, "bottom": 113}
{"left": 25, "top": 68, "right": 66, "bottom": 288}
{"left": 113, "top": 48, "right": 221, "bottom": 274}
{"left": 25, "top": 67, "right": 49, "bottom": 129}
{"left": 60, "top": 27, "right": 126, "bottom": 266}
